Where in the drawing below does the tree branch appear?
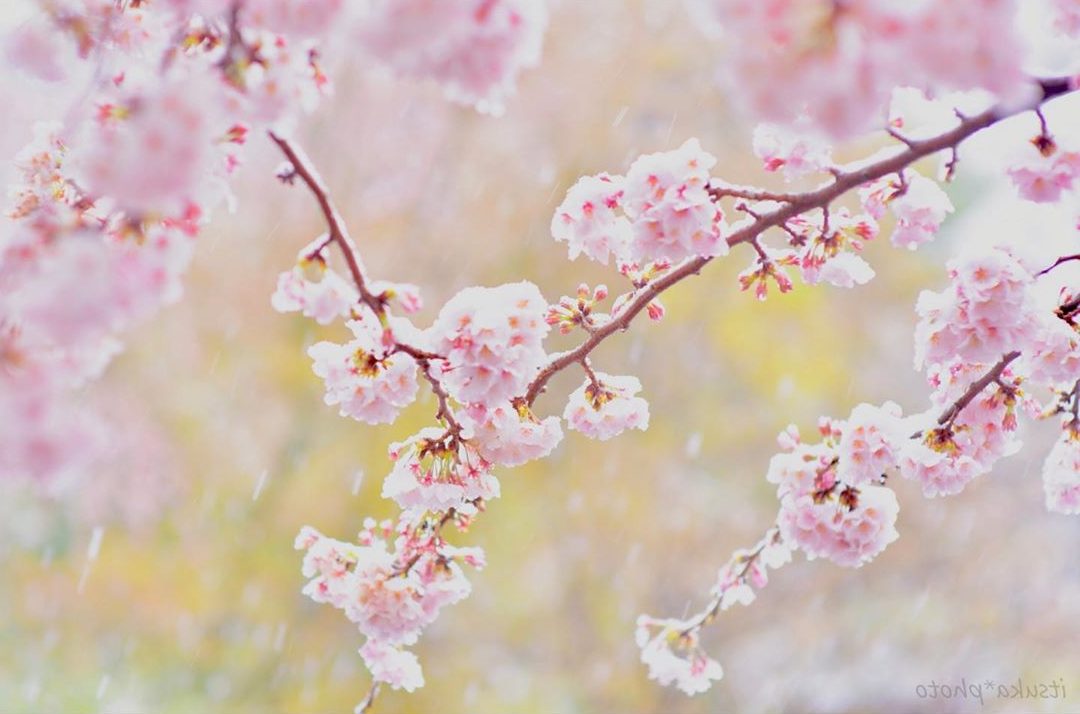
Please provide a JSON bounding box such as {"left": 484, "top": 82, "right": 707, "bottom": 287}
{"left": 524, "top": 80, "right": 1076, "bottom": 406}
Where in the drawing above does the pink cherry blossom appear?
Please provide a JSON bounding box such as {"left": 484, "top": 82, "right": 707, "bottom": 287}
{"left": 461, "top": 402, "right": 563, "bottom": 467}
{"left": 427, "top": 281, "right": 549, "bottom": 406}
{"left": 836, "top": 402, "right": 904, "bottom": 487}
{"left": 244, "top": 0, "right": 346, "bottom": 39}
{"left": 914, "top": 247, "right": 1039, "bottom": 370}
{"left": 1042, "top": 426, "right": 1080, "bottom": 515}
{"left": 74, "top": 75, "right": 224, "bottom": 215}
{"left": 622, "top": 139, "right": 727, "bottom": 262}
{"left": 382, "top": 428, "right": 500, "bottom": 513}
{"left": 697, "top": 0, "right": 1026, "bottom": 137}
{"left": 358, "top": 640, "right": 425, "bottom": 693}
{"left": 271, "top": 265, "right": 357, "bottom": 325}
{"left": 778, "top": 485, "right": 900, "bottom": 567}
{"left": 635, "top": 616, "right": 723, "bottom": 696}
{"left": 1008, "top": 142, "right": 1080, "bottom": 203}
{"left": 354, "top": 0, "right": 546, "bottom": 114}
{"left": 752, "top": 122, "right": 832, "bottom": 180}
{"left": 551, "top": 173, "right": 631, "bottom": 265}
{"left": 308, "top": 318, "right": 419, "bottom": 425}
{"left": 1019, "top": 316, "right": 1080, "bottom": 388}
{"left": 563, "top": 372, "right": 650, "bottom": 441}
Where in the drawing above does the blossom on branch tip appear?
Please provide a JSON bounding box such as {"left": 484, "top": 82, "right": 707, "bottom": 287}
{"left": 635, "top": 617, "right": 723, "bottom": 696}
{"left": 563, "top": 372, "right": 650, "bottom": 441}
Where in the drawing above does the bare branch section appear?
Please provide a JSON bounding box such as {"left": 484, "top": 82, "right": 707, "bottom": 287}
{"left": 268, "top": 130, "right": 387, "bottom": 316}
{"left": 524, "top": 79, "right": 1076, "bottom": 406}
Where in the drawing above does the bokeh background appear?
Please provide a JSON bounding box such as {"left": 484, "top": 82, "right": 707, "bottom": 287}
{"left": 2, "top": 1, "right": 1079, "bottom": 713}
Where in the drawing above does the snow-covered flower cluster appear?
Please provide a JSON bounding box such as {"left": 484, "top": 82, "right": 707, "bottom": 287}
{"left": 427, "top": 281, "right": 550, "bottom": 406}
{"left": 563, "top": 372, "right": 650, "bottom": 441}
{"left": 769, "top": 411, "right": 902, "bottom": 568}
{"left": 551, "top": 139, "right": 728, "bottom": 267}
{"left": 635, "top": 617, "right": 724, "bottom": 696}
{"left": 1007, "top": 137, "right": 1080, "bottom": 204}
{"left": 308, "top": 317, "right": 420, "bottom": 425}
{"left": 295, "top": 517, "right": 484, "bottom": 694}
{"left": 914, "top": 247, "right": 1040, "bottom": 370}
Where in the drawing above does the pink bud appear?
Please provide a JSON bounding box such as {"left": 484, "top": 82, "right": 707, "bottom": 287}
{"left": 593, "top": 284, "right": 608, "bottom": 301}
{"left": 646, "top": 300, "right": 665, "bottom": 321}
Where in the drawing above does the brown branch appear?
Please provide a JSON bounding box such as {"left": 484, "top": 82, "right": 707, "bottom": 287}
{"left": 708, "top": 183, "right": 800, "bottom": 203}
{"left": 935, "top": 352, "right": 1021, "bottom": 427}
{"left": 524, "top": 80, "right": 1075, "bottom": 407}
{"left": 356, "top": 681, "right": 380, "bottom": 714}
{"left": 1036, "top": 253, "right": 1080, "bottom": 277}
{"left": 268, "top": 130, "right": 387, "bottom": 317}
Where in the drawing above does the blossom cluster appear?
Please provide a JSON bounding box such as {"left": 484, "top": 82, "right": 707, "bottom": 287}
{"left": 696, "top": 0, "right": 1028, "bottom": 137}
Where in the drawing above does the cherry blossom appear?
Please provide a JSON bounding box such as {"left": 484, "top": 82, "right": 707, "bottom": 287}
{"left": 307, "top": 318, "right": 420, "bottom": 425}
{"left": 461, "top": 402, "right": 563, "bottom": 467}
{"left": 354, "top": 0, "right": 547, "bottom": 114}
{"left": 635, "top": 617, "right": 724, "bottom": 696}
{"left": 752, "top": 122, "right": 833, "bottom": 180}
{"left": 359, "top": 640, "right": 425, "bottom": 694}
{"left": 836, "top": 402, "right": 904, "bottom": 487}
{"left": 563, "top": 372, "right": 650, "bottom": 441}
{"left": 777, "top": 485, "right": 900, "bottom": 568}
{"left": 1043, "top": 425, "right": 1080, "bottom": 514}
{"left": 622, "top": 139, "right": 727, "bottom": 262}
{"left": 1007, "top": 140, "right": 1080, "bottom": 203}
{"left": 271, "top": 264, "right": 357, "bottom": 325}
{"left": 551, "top": 174, "right": 631, "bottom": 265}
{"left": 914, "top": 247, "right": 1040, "bottom": 370}
{"left": 381, "top": 428, "right": 500, "bottom": 513}
{"left": 860, "top": 174, "right": 953, "bottom": 250}
{"left": 426, "top": 282, "right": 549, "bottom": 406}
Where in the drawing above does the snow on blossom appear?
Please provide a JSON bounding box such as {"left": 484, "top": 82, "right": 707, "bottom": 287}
{"left": 914, "top": 247, "right": 1039, "bottom": 370}
{"left": 622, "top": 139, "right": 727, "bottom": 262}
{"left": 814, "top": 251, "right": 876, "bottom": 288}
{"left": 752, "top": 122, "right": 832, "bottom": 180}
{"left": 427, "top": 281, "right": 549, "bottom": 406}
{"left": 381, "top": 427, "right": 500, "bottom": 513}
{"left": 860, "top": 174, "right": 953, "bottom": 250}
{"left": 635, "top": 617, "right": 723, "bottom": 696}
{"left": 778, "top": 484, "right": 900, "bottom": 567}
{"left": 308, "top": 317, "right": 419, "bottom": 424}
{"left": 551, "top": 173, "right": 631, "bottom": 264}
{"left": 461, "top": 402, "right": 563, "bottom": 467}
{"left": 1043, "top": 426, "right": 1080, "bottom": 514}
{"left": 766, "top": 438, "right": 838, "bottom": 500}
{"left": 354, "top": 0, "right": 546, "bottom": 114}
{"left": 271, "top": 264, "right": 356, "bottom": 325}
{"left": 358, "top": 639, "right": 425, "bottom": 693}
{"left": 563, "top": 372, "right": 650, "bottom": 441}
{"left": 296, "top": 523, "right": 479, "bottom": 648}
{"left": 231, "top": 32, "right": 330, "bottom": 127}
{"left": 836, "top": 402, "right": 904, "bottom": 487}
